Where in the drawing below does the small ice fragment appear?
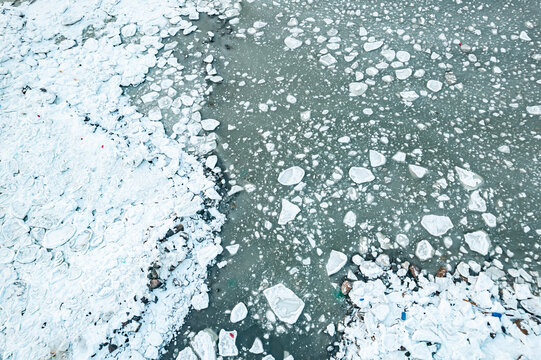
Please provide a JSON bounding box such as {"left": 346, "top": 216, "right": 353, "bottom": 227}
{"left": 121, "top": 23, "right": 137, "bottom": 37}
{"left": 364, "top": 40, "right": 383, "bottom": 52}
{"left": 400, "top": 90, "right": 419, "bottom": 102}
{"left": 218, "top": 330, "right": 238, "bottom": 357}
{"left": 349, "top": 82, "right": 367, "bottom": 96}
{"left": 176, "top": 347, "right": 198, "bottom": 360}
{"left": 468, "top": 191, "right": 487, "bottom": 212}
{"left": 148, "top": 108, "right": 162, "bottom": 121}
{"left": 519, "top": 31, "right": 531, "bottom": 41}
{"left": 392, "top": 151, "right": 406, "bottom": 162}
{"left": 326, "top": 250, "right": 347, "bottom": 275}
{"left": 464, "top": 230, "right": 491, "bottom": 255}
{"left": 526, "top": 105, "right": 541, "bottom": 115}
{"left": 395, "top": 68, "right": 412, "bottom": 80}
{"left": 191, "top": 292, "right": 209, "bottom": 311}
{"left": 226, "top": 244, "right": 239, "bottom": 255}
{"left": 348, "top": 167, "right": 375, "bottom": 184}
{"left": 359, "top": 27, "right": 368, "bottom": 36}
{"left": 408, "top": 164, "right": 427, "bottom": 179}
{"left": 192, "top": 331, "right": 216, "bottom": 360}
{"left": 230, "top": 302, "right": 248, "bottom": 323}
{"left": 455, "top": 166, "right": 483, "bottom": 190}
{"left": 395, "top": 234, "right": 409, "bottom": 247}
{"left": 300, "top": 110, "right": 311, "bottom": 121}
{"left": 396, "top": 50, "right": 411, "bottom": 62}
{"left": 415, "top": 240, "right": 434, "bottom": 261}
{"left": 369, "top": 150, "right": 386, "bottom": 167}
{"left": 249, "top": 338, "right": 264, "bottom": 354}
{"left": 427, "top": 80, "right": 443, "bottom": 92}
{"left": 381, "top": 49, "right": 395, "bottom": 61}
{"left": 201, "top": 119, "right": 220, "bottom": 131}
{"left": 263, "top": 284, "right": 305, "bottom": 324}
{"left": 319, "top": 54, "right": 337, "bottom": 66}
{"left": 482, "top": 213, "right": 497, "bottom": 227}
{"left": 284, "top": 36, "right": 303, "bottom": 49}
{"left": 278, "top": 166, "right": 305, "bottom": 185}
{"left": 278, "top": 199, "right": 300, "bottom": 225}
{"left": 421, "top": 215, "right": 453, "bottom": 236}
{"left": 343, "top": 211, "right": 357, "bottom": 228}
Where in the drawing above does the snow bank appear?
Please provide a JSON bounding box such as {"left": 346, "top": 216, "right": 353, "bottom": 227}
{"left": 0, "top": 0, "right": 239, "bottom": 359}
{"left": 333, "top": 262, "right": 541, "bottom": 359}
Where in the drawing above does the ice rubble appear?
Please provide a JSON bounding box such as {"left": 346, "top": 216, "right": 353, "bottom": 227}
{"left": 0, "top": 0, "right": 240, "bottom": 359}
{"left": 333, "top": 265, "right": 541, "bottom": 359}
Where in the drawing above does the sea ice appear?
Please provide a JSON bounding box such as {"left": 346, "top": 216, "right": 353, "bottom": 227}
{"left": 263, "top": 284, "right": 305, "bottom": 324}
{"left": 277, "top": 166, "right": 305, "bottom": 185}
{"left": 468, "top": 190, "right": 487, "bottom": 212}
{"left": 326, "top": 250, "right": 348, "bottom": 275}
{"left": 278, "top": 199, "right": 301, "bottom": 225}
{"left": 249, "top": 338, "right": 264, "bottom": 354}
{"left": 348, "top": 167, "right": 375, "bottom": 184}
{"left": 201, "top": 119, "right": 220, "bottom": 131}
{"left": 526, "top": 105, "right": 541, "bottom": 115}
{"left": 364, "top": 40, "right": 383, "bottom": 51}
{"left": 230, "top": 302, "right": 248, "bottom": 323}
{"left": 369, "top": 150, "right": 386, "bottom": 167}
{"left": 343, "top": 211, "right": 357, "bottom": 228}
{"left": 408, "top": 164, "right": 427, "bottom": 179}
{"left": 349, "top": 82, "right": 368, "bottom": 96}
{"left": 396, "top": 50, "right": 411, "bottom": 62}
{"left": 284, "top": 36, "right": 303, "bottom": 49}
{"left": 427, "top": 80, "right": 443, "bottom": 92}
{"left": 464, "top": 230, "right": 491, "bottom": 255}
{"left": 320, "top": 54, "right": 337, "bottom": 66}
{"left": 421, "top": 215, "right": 453, "bottom": 236}
{"left": 218, "top": 330, "right": 238, "bottom": 357}
{"left": 192, "top": 330, "right": 216, "bottom": 360}
{"left": 415, "top": 240, "right": 434, "bottom": 261}
{"left": 455, "top": 166, "right": 483, "bottom": 190}
{"left": 395, "top": 68, "right": 412, "bottom": 80}
{"left": 400, "top": 90, "right": 419, "bottom": 102}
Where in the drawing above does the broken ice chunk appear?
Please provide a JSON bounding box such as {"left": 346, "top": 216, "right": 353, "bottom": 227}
{"left": 521, "top": 297, "right": 541, "bottom": 317}
{"left": 249, "top": 338, "right": 264, "bottom": 354}
{"left": 42, "top": 224, "right": 76, "bottom": 249}
{"left": 343, "top": 211, "right": 357, "bottom": 228}
{"left": 427, "top": 80, "right": 443, "bottom": 92}
{"left": 396, "top": 50, "right": 410, "bottom": 62}
{"left": 230, "top": 302, "right": 248, "bottom": 323}
{"left": 455, "top": 166, "right": 483, "bottom": 190}
{"left": 201, "top": 119, "right": 220, "bottom": 131}
{"left": 284, "top": 36, "right": 303, "bottom": 49}
{"left": 277, "top": 166, "right": 305, "bottom": 185}
{"left": 482, "top": 213, "right": 497, "bottom": 227}
{"left": 278, "top": 199, "right": 301, "bottom": 225}
{"left": 176, "top": 347, "right": 198, "bottom": 360}
{"left": 400, "top": 90, "right": 419, "bottom": 102}
{"left": 468, "top": 190, "right": 487, "bottom": 212}
{"left": 218, "top": 330, "right": 238, "bottom": 357}
{"left": 263, "top": 284, "right": 305, "bottom": 324}
{"left": 421, "top": 215, "right": 453, "bottom": 236}
{"left": 408, "top": 164, "right": 427, "bottom": 179}
{"left": 464, "top": 230, "right": 491, "bottom": 255}
{"left": 319, "top": 54, "right": 337, "bottom": 66}
{"left": 364, "top": 40, "right": 383, "bottom": 52}
{"left": 369, "top": 150, "right": 386, "bottom": 167}
{"left": 392, "top": 151, "right": 406, "bottom": 162}
{"left": 395, "top": 68, "right": 412, "bottom": 80}
{"left": 191, "top": 292, "right": 209, "bottom": 311}
{"left": 348, "top": 167, "right": 375, "bottom": 184}
{"left": 415, "top": 240, "right": 434, "bottom": 261}
{"left": 526, "top": 105, "right": 541, "bottom": 115}
{"left": 349, "top": 82, "right": 368, "bottom": 96}
{"left": 192, "top": 330, "right": 216, "bottom": 360}
{"left": 326, "top": 250, "right": 347, "bottom": 275}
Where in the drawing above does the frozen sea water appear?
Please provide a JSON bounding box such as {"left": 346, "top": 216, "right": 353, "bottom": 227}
{"left": 125, "top": 0, "right": 540, "bottom": 358}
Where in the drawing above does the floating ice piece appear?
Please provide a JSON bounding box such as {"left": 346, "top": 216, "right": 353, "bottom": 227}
{"left": 278, "top": 199, "right": 301, "bottom": 225}
{"left": 326, "top": 250, "right": 348, "bottom": 275}
{"left": 408, "top": 164, "right": 427, "bottom": 179}
{"left": 358, "top": 260, "right": 383, "bottom": 278}
{"left": 519, "top": 31, "right": 531, "bottom": 41}
{"left": 284, "top": 36, "right": 302, "bottom": 49}
{"left": 249, "top": 338, "right": 264, "bottom": 354}
{"left": 392, "top": 151, "right": 406, "bottom": 162}
{"left": 278, "top": 166, "right": 305, "bottom": 185}
{"left": 177, "top": 347, "right": 198, "bottom": 360}
{"left": 42, "top": 224, "right": 76, "bottom": 249}
{"left": 421, "top": 215, "right": 453, "bottom": 236}
{"left": 381, "top": 49, "right": 395, "bottom": 61}
{"left": 395, "top": 234, "right": 409, "bottom": 247}
{"left": 148, "top": 108, "right": 162, "bottom": 121}
{"left": 230, "top": 302, "right": 247, "bottom": 323}
{"left": 400, "top": 90, "right": 419, "bottom": 102}
{"left": 121, "top": 23, "right": 137, "bottom": 37}
{"left": 526, "top": 105, "right": 541, "bottom": 115}
{"left": 482, "top": 213, "right": 497, "bottom": 227}
{"left": 359, "top": 27, "right": 367, "bottom": 36}
{"left": 415, "top": 240, "right": 434, "bottom": 261}
{"left": 201, "top": 119, "right": 220, "bottom": 131}
{"left": 218, "top": 330, "right": 238, "bottom": 357}
{"left": 191, "top": 292, "right": 209, "bottom": 311}
{"left": 349, "top": 82, "right": 368, "bottom": 96}
{"left": 464, "top": 230, "right": 491, "bottom": 255}
{"left": 427, "top": 80, "right": 443, "bottom": 92}
{"left": 343, "top": 211, "right": 357, "bottom": 228}
{"left": 192, "top": 330, "right": 216, "bottom": 360}
{"left": 364, "top": 40, "right": 383, "bottom": 52}
{"left": 348, "top": 167, "right": 375, "bottom": 184}
{"left": 395, "top": 68, "right": 412, "bottom": 80}
{"left": 455, "top": 166, "right": 483, "bottom": 190}
{"left": 396, "top": 50, "right": 410, "bottom": 62}
{"left": 521, "top": 297, "right": 541, "bottom": 316}
{"left": 319, "top": 54, "right": 337, "bottom": 66}
{"left": 369, "top": 150, "right": 386, "bottom": 167}
{"left": 226, "top": 244, "right": 239, "bottom": 255}
{"left": 468, "top": 191, "right": 487, "bottom": 212}
{"left": 263, "top": 284, "right": 305, "bottom": 324}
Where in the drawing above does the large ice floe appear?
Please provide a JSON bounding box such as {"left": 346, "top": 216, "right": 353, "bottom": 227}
{"left": 333, "top": 263, "right": 541, "bottom": 359}
{"left": 0, "top": 0, "right": 240, "bottom": 358}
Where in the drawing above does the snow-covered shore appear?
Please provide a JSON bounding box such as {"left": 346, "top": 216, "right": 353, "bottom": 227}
{"left": 0, "top": 0, "right": 238, "bottom": 359}
{"left": 333, "top": 261, "right": 541, "bottom": 359}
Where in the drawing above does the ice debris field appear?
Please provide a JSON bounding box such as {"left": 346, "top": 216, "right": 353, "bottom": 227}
{"left": 0, "top": 0, "right": 540, "bottom": 359}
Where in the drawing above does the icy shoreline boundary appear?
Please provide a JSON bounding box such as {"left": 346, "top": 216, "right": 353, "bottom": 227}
{"left": 332, "top": 260, "right": 541, "bottom": 359}
{"left": 0, "top": 0, "right": 239, "bottom": 359}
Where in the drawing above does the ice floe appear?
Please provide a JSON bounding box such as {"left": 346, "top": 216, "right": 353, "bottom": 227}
{"left": 278, "top": 166, "right": 305, "bottom": 185}
{"left": 263, "top": 284, "right": 305, "bottom": 324}
{"left": 420, "top": 215, "right": 454, "bottom": 236}
{"left": 327, "top": 250, "right": 348, "bottom": 275}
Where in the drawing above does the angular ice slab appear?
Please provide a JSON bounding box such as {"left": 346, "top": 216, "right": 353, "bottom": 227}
{"left": 263, "top": 284, "right": 304, "bottom": 324}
